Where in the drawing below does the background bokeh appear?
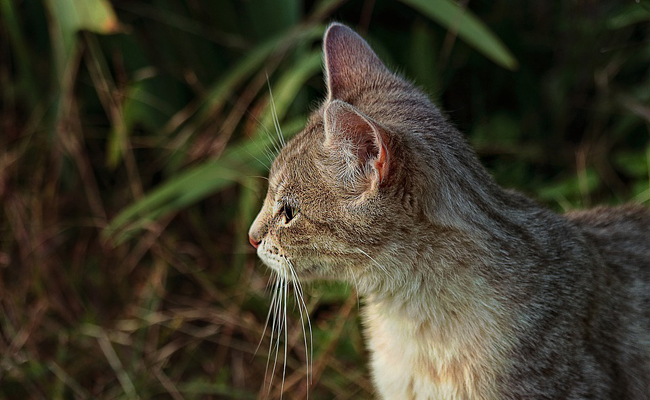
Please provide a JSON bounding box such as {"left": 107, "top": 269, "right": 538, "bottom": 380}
{"left": 1, "top": 0, "right": 649, "bottom": 398}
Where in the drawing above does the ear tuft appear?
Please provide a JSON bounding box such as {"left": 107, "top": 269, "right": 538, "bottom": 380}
{"left": 323, "top": 23, "right": 389, "bottom": 100}
{"left": 323, "top": 100, "right": 389, "bottom": 192}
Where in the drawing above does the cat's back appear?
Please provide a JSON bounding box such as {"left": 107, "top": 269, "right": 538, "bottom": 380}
{"left": 565, "top": 204, "right": 650, "bottom": 397}
{"left": 567, "top": 204, "right": 650, "bottom": 317}
{"left": 567, "top": 204, "right": 650, "bottom": 276}
{"left": 567, "top": 204, "right": 650, "bottom": 307}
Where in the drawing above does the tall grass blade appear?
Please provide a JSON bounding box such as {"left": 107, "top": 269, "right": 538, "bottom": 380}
{"left": 399, "top": 0, "right": 518, "bottom": 70}
{"left": 44, "top": 0, "right": 120, "bottom": 79}
{"left": 164, "top": 24, "right": 325, "bottom": 137}
{"left": 105, "top": 48, "right": 322, "bottom": 243}
{"left": 104, "top": 117, "right": 306, "bottom": 244}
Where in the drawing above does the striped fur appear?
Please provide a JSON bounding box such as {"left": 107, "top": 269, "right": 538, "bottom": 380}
{"left": 249, "top": 23, "right": 650, "bottom": 398}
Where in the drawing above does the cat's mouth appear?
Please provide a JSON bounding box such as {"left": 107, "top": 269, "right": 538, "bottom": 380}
{"left": 257, "top": 247, "right": 327, "bottom": 281}
{"left": 258, "top": 248, "right": 289, "bottom": 276}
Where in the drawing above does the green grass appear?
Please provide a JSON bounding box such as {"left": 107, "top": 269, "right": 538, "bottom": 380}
{"left": 1, "top": 0, "right": 649, "bottom": 399}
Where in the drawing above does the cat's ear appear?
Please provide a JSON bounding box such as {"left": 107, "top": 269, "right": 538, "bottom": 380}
{"left": 323, "top": 23, "right": 389, "bottom": 100}
{"left": 323, "top": 100, "right": 389, "bottom": 192}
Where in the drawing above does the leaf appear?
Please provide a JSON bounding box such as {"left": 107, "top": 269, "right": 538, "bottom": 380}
{"left": 243, "top": 0, "right": 300, "bottom": 40}
{"left": 106, "top": 75, "right": 183, "bottom": 168}
{"left": 471, "top": 113, "right": 520, "bottom": 148}
{"left": 614, "top": 150, "right": 650, "bottom": 178}
{"left": 45, "top": 0, "right": 121, "bottom": 143}
{"left": 103, "top": 117, "right": 307, "bottom": 244}
{"left": 632, "top": 181, "right": 650, "bottom": 204}
{"left": 408, "top": 20, "right": 440, "bottom": 98}
{"left": 46, "top": 0, "right": 119, "bottom": 35}
{"left": 165, "top": 25, "right": 325, "bottom": 136}
{"left": 254, "top": 51, "right": 323, "bottom": 136}
{"left": 399, "top": 0, "right": 518, "bottom": 70}
{"left": 607, "top": 2, "right": 650, "bottom": 29}
{"left": 312, "top": 282, "right": 352, "bottom": 304}
{"left": 0, "top": 0, "right": 41, "bottom": 107}
{"left": 537, "top": 169, "right": 600, "bottom": 203}
{"left": 45, "top": 0, "right": 120, "bottom": 76}
{"left": 104, "top": 48, "right": 323, "bottom": 243}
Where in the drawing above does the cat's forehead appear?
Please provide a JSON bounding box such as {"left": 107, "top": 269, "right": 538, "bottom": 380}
{"left": 268, "top": 122, "right": 323, "bottom": 193}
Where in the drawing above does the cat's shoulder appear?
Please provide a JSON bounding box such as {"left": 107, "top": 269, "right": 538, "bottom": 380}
{"left": 565, "top": 204, "right": 650, "bottom": 274}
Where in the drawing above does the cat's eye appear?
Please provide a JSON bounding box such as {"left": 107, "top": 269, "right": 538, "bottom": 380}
{"left": 281, "top": 203, "right": 296, "bottom": 224}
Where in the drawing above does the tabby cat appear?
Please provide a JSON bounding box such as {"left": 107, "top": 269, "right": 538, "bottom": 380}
{"left": 248, "top": 23, "right": 650, "bottom": 399}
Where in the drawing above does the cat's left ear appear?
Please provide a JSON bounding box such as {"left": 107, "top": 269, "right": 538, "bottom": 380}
{"left": 323, "top": 100, "right": 390, "bottom": 192}
{"left": 323, "top": 23, "right": 390, "bottom": 100}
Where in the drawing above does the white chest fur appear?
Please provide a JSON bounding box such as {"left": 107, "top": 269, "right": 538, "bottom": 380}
{"left": 363, "top": 298, "right": 509, "bottom": 400}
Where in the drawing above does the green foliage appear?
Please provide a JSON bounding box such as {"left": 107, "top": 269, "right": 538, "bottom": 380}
{"left": 1, "top": 0, "right": 649, "bottom": 399}
{"left": 400, "top": 0, "right": 518, "bottom": 69}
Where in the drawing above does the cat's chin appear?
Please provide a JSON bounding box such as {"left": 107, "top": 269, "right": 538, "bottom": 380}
{"left": 258, "top": 255, "right": 328, "bottom": 281}
{"left": 282, "top": 261, "right": 338, "bottom": 282}
{"left": 288, "top": 263, "right": 324, "bottom": 281}
{"left": 293, "top": 271, "right": 338, "bottom": 282}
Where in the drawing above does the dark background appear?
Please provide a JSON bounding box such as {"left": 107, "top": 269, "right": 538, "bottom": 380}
{"left": 1, "top": 0, "right": 649, "bottom": 398}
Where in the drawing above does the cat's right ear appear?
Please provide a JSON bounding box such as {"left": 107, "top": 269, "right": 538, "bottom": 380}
{"left": 323, "top": 100, "right": 390, "bottom": 193}
{"left": 323, "top": 23, "right": 389, "bottom": 100}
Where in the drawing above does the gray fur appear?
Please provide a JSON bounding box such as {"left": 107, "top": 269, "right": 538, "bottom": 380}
{"left": 249, "top": 23, "right": 650, "bottom": 399}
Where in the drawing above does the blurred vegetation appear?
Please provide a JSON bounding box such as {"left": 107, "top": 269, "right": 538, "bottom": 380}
{"left": 1, "top": 0, "right": 649, "bottom": 399}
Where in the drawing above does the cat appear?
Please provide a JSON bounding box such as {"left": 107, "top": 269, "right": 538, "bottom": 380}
{"left": 248, "top": 22, "right": 650, "bottom": 399}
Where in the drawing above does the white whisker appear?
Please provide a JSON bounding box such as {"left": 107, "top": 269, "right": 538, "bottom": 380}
{"left": 356, "top": 248, "right": 389, "bottom": 276}
{"left": 256, "top": 274, "right": 278, "bottom": 359}
{"left": 349, "top": 267, "right": 361, "bottom": 310}
{"left": 244, "top": 147, "right": 272, "bottom": 170}
{"left": 281, "top": 269, "right": 288, "bottom": 397}
{"left": 289, "top": 260, "right": 313, "bottom": 393}
{"left": 242, "top": 125, "right": 278, "bottom": 166}
{"left": 267, "top": 275, "right": 284, "bottom": 395}
{"left": 261, "top": 260, "right": 314, "bottom": 398}
{"left": 266, "top": 74, "right": 286, "bottom": 150}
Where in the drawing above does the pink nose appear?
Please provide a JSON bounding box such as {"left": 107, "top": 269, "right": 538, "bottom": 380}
{"left": 249, "top": 235, "right": 261, "bottom": 249}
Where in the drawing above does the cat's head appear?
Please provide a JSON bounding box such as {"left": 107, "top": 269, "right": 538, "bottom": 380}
{"left": 249, "top": 23, "right": 490, "bottom": 293}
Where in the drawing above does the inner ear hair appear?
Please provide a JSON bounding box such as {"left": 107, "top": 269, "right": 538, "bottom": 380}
{"left": 323, "top": 100, "right": 389, "bottom": 189}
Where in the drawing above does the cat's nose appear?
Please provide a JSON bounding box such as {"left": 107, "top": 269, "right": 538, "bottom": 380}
{"left": 249, "top": 235, "right": 261, "bottom": 249}
{"left": 249, "top": 211, "right": 266, "bottom": 249}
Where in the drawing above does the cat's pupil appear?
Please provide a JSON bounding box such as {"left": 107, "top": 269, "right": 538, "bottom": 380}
{"left": 282, "top": 203, "right": 295, "bottom": 223}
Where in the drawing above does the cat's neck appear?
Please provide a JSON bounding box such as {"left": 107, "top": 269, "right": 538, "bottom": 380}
{"left": 363, "top": 270, "right": 515, "bottom": 400}
{"left": 359, "top": 173, "right": 563, "bottom": 398}
{"left": 360, "top": 183, "right": 542, "bottom": 306}
{"left": 360, "top": 199, "right": 532, "bottom": 399}
{"left": 362, "top": 235, "right": 511, "bottom": 327}
{"left": 357, "top": 177, "right": 545, "bottom": 333}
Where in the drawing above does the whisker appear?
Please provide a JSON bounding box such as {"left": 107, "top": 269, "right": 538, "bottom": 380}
{"left": 289, "top": 261, "right": 313, "bottom": 393}
{"left": 239, "top": 86, "right": 282, "bottom": 164}
{"left": 250, "top": 175, "right": 270, "bottom": 182}
{"left": 266, "top": 275, "right": 283, "bottom": 395}
{"left": 356, "top": 247, "right": 389, "bottom": 276}
{"left": 281, "top": 269, "right": 288, "bottom": 397}
{"left": 348, "top": 268, "right": 361, "bottom": 310}
{"left": 250, "top": 84, "right": 281, "bottom": 159}
{"left": 248, "top": 126, "right": 279, "bottom": 166}
{"left": 243, "top": 147, "right": 272, "bottom": 170}
{"left": 273, "top": 278, "right": 286, "bottom": 385}
{"left": 255, "top": 274, "right": 278, "bottom": 359}
{"left": 266, "top": 73, "right": 286, "bottom": 150}
{"left": 263, "top": 276, "right": 278, "bottom": 391}
{"left": 262, "top": 262, "right": 314, "bottom": 398}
